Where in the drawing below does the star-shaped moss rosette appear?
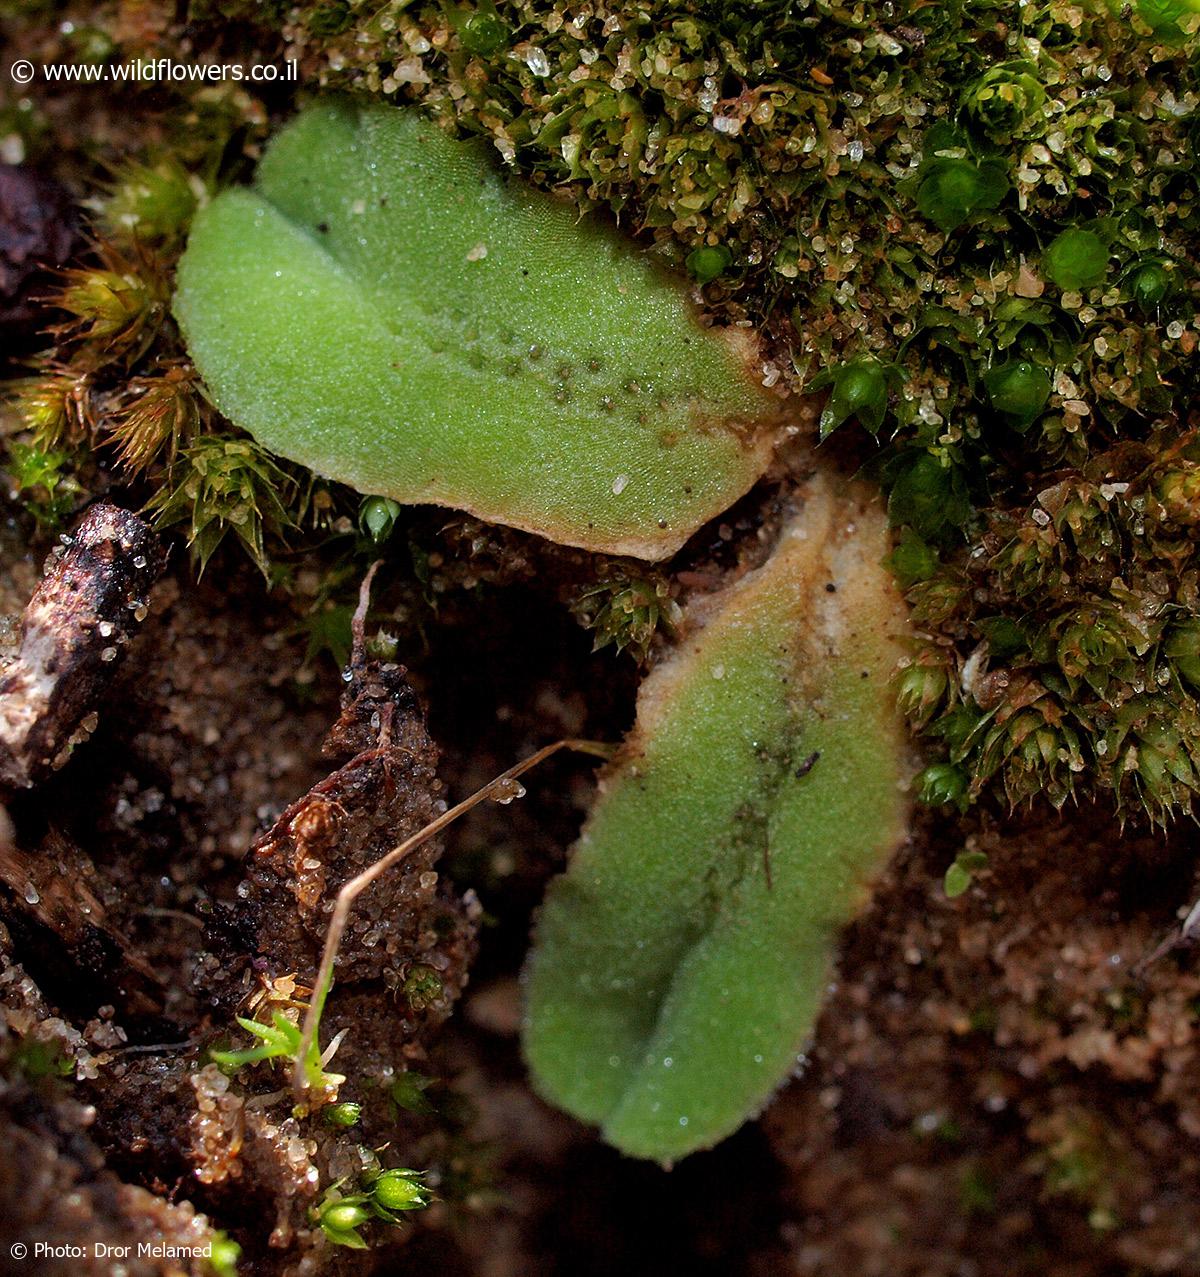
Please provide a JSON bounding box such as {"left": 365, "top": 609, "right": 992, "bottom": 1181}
{"left": 174, "top": 101, "right": 790, "bottom": 560}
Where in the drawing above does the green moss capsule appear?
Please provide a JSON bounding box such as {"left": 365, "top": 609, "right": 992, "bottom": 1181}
{"left": 983, "top": 360, "right": 1052, "bottom": 431}
{"left": 686, "top": 244, "right": 733, "bottom": 285}
{"left": 1044, "top": 229, "right": 1109, "bottom": 291}
{"left": 818, "top": 358, "right": 890, "bottom": 439}
{"left": 1130, "top": 262, "right": 1172, "bottom": 311}
{"left": 915, "top": 148, "right": 1008, "bottom": 233}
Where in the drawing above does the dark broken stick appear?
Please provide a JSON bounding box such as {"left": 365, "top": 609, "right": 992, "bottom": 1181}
{"left": 0, "top": 504, "right": 164, "bottom": 789}
{"left": 0, "top": 824, "right": 167, "bottom": 1021}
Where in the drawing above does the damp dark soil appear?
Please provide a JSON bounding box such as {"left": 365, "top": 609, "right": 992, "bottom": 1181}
{"left": 0, "top": 498, "right": 1198, "bottom": 1277}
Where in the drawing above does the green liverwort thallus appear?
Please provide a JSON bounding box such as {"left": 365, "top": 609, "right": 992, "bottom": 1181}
{"left": 174, "top": 102, "right": 787, "bottom": 560}
{"left": 523, "top": 476, "right": 913, "bottom": 1161}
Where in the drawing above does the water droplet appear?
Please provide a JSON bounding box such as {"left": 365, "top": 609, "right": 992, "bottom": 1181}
{"left": 23, "top": 883, "right": 39, "bottom": 905}
{"left": 489, "top": 777, "right": 527, "bottom": 805}
{"left": 612, "top": 474, "right": 629, "bottom": 495}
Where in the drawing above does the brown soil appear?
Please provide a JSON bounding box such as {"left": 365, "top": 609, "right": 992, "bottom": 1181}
{"left": 1, "top": 508, "right": 1198, "bottom": 1275}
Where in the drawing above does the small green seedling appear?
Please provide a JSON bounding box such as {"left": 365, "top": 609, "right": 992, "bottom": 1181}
{"left": 961, "top": 62, "right": 1046, "bottom": 141}
{"left": 1134, "top": 0, "right": 1200, "bottom": 35}
{"left": 389, "top": 1071, "right": 436, "bottom": 1115}
{"left": 311, "top": 1169, "right": 432, "bottom": 1249}
{"left": 571, "top": 571, "right": 682, "bottom": 662}
{"left": 944, "top": 849, "right": 990, "bottom": 898}
{"left": 12, "top": 1035, "right": 75, "bottom": 1081}
{"left": 918, "top": 762, "right": 971, "bottom": 811}
{"left": 812, "top": 357, "right": 898, "bottom": 439}
{"left": 359, "top": 495, "right": 402, "bottom": 545}
{"left": 1128, "top": 261, "right": 1172, "bottom": 312}
{"left": 174, "top": 102, "right": 787, "bottom": 560}
{"left": 211, "top": 1004, "right": 346, "bottom": 1103}
{"left": 522, "top": 475, "right": 913, "bottom": 1161}
{"left": 323, "top": 1101, "right": 363, "bottom": 1128}
{"left": 369, "top": 1168, "right": 431, "bottom": 1213}
{"left": 207, "top": 1230, "right": 241, "bottom": 1277}
{"left": 983, "top": 359, "right": 1052, "bottom": 431}
{"left": 686, "top": 244, "right": 733, "bottom": 284}
{"left": 277, "top": 570, "right": 616, "bottom": 1105}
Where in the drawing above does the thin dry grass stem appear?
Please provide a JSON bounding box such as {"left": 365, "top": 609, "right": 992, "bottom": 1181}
{"left": 292, "top": 735, "right": 614, "bottom": 1099}
{"left": 351, "top": 559, "right": 382, "bottom": 652}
